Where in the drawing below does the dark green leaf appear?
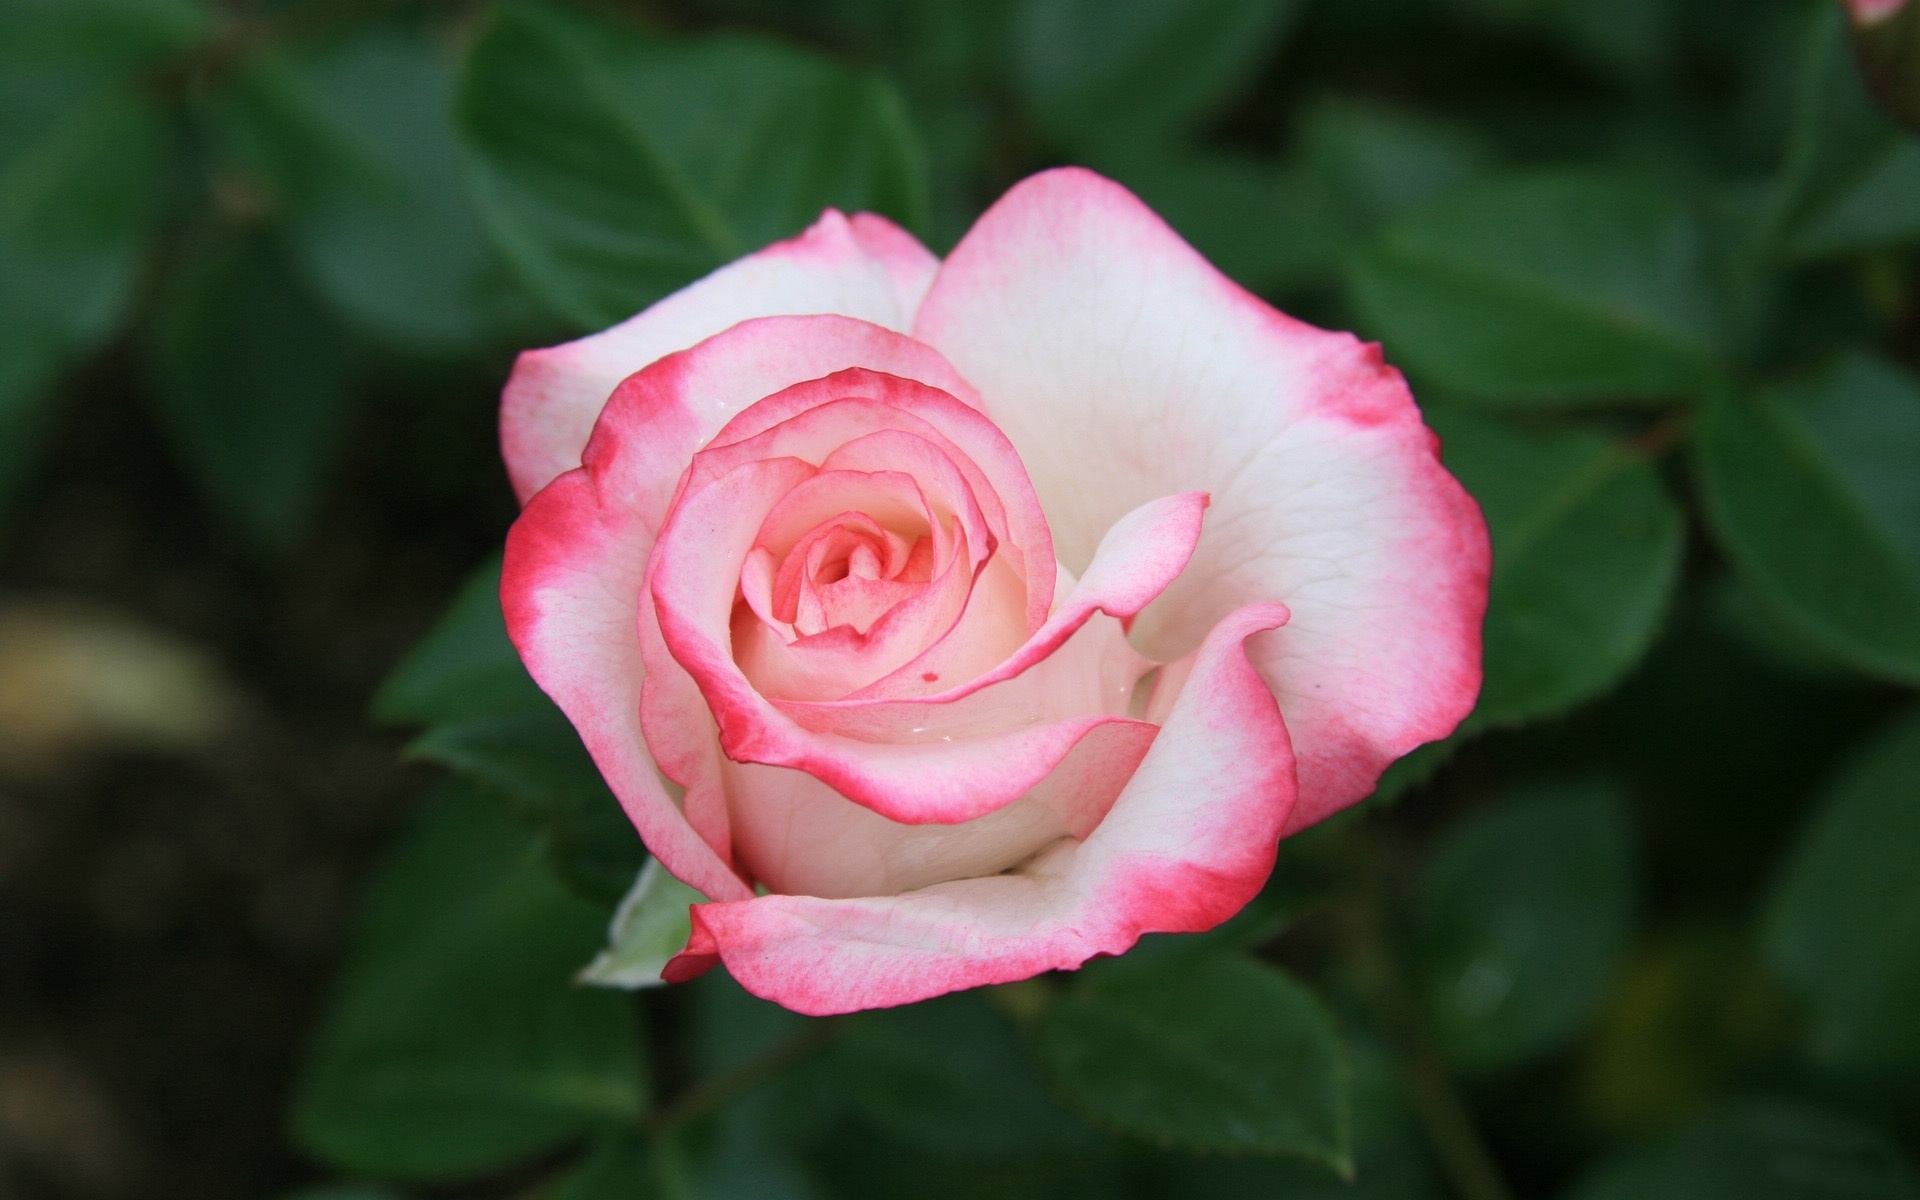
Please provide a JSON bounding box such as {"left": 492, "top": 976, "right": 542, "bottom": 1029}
{"left": 541, "top": 1133, "right": 655, "bottom": 1200}
{"left": 147, "top": 233, "right": 353, "bottom": 550}
{"left": 457, "top": 1, "right": 928, "bottom": 330}
{"left": 1035, "top": 953, "right": 1350, "bottom": 1168}
{"left": 1431, "top": 407, "right": 1684, "bottom": 726}
{"left": 1768, "top": 5, "right": 1920, "bottom": 261}
{"left": 1298, "top": 96, "right": 1492, "bottom": 229}
{"left": 407, "top": 704, "right": 644, "bottom": 904}
{"left": 378, "top": 556, "right": 645, "bottom": 904}
{"left": 277, "top": 1188, "right": 409, "bottom": 1200}
{"left": 1763, "top": 707, "right": 1920, "bottom": 1074}
{"left": 0, "top": 83, "right": 166, "bottom": 510}
{"left": 1412, "top": 779, "right": 1639, "bottom": 1073}
{"left": 1150, "top": 1026, "right": 1439, "bottom": 1199}
{"left": 1695, "top": 354, "right": 1920, "bottom": 686}
{"left": 1012, "top": 0, "right": 1304, "bottom": 149}
{"left": 1349, "top": 169, "right": 1729, "bottom": 406}
{"left": 833, "top": 991, "right": 1092, "bottom": 1156}
{"left": 373, "top": 554, "right": 541, "bottom": 726}
{"left": 291, "top": 783, "right": 644, "bottom": 1182}
{"left": 1091, "top": 149, "right": 1346, "bottom": 296}
{"left": 217, "top": 30, "right": 528, "bottom": 353}
{"left": 0, "top": 0, "right": 210, "bottom": 71}
{"left": 1566, "top": 1100, "right": 1920, "bottom": 1200}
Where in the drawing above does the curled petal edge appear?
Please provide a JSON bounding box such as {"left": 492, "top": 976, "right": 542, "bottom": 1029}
{"left": 662, "top": 601, "right": 1296, "bottom": 1014}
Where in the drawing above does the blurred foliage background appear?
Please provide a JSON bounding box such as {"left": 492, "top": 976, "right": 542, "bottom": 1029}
{"left": 2, "top": 0, "right": 1920, "bottom": 1197}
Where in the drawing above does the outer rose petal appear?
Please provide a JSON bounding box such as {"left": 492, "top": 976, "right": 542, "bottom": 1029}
{"left": 502, "top": 211, "right": 939, "bottom": 502}
{"left": 913, "top": 167, "right": 1488, "bottom": 831}
{"left": 502, "top": 467, "right": 752, "bottom": 904}
{"left": 663, "top": 603, "right": 1295, "bottom": 1014}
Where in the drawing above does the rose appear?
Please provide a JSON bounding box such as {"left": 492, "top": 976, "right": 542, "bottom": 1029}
{"left": 501, "top": 168, "right": 1488, "bottom": 1016}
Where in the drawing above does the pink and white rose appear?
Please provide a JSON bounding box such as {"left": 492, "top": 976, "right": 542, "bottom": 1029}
{"left": 500, "top": 168, "right": 1488, "bottom": 1016}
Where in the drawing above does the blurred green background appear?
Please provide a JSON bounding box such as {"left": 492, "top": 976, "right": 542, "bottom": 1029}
{"left": 2, "top": 0, "right": 1918, "bottom": 1197}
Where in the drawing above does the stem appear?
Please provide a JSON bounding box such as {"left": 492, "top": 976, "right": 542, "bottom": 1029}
{"left": 1346, "top": 903, "right": 1517, "bottom": 1200}
{"left": 646, "top": 1019, "right": 839, "bottom": 1136}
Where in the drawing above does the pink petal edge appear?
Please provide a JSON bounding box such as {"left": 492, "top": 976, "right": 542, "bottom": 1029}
{"left": 502, "top": 213, "right": 939, "bottom": 503}
{"left": 663, "top": 602, "right": 1296, "bottom": 1013}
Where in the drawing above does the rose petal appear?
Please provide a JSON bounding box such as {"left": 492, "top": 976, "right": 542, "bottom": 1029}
{"left": 913, "top": 167, "right": 1487, "bottom": 831}
{"left": 686, "top": 369, "right": 1053, "bottom": 632}
{"left": 502, "top": 211, "right": 938, "bottom": 502}
{"left": 501, "top": 467, "right": 752, "bottom": 903}
{"left": 662, "top": 603, "right": 1295, "bottom": 1012}
{"left": 652, "top": 491, "right": 1203, "bottom": 825}
{"left": 719, "top": 716, "right": 1153, "bottom": 899}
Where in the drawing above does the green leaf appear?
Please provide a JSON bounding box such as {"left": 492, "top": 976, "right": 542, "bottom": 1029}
{"left": 1411, "top": 779, "right": 1639, "bottom": 1073}
{"left": 578, "top": 857, "right": 706, "bottom": 989}
{"left": 1695, "top": 354, "right": 1920, "bottom": 686}
{"left": 146, "top": 233, "right": 353, "bottom": 550}
{"left": 1768, "top": 5, "right": 1920, "bottom": 261}
{"left": 1297, "top": 95, "right": 1492, "bottom": 230}
{"left": 1566, "top": 1100, "right": 1920, "bottom": 1200}
{"left": 1091, "top": 149, "right": 1347, "bottom": 296}
{"left": 457, "top": 1, "right": 928, "bottom": 331}
{"left": 373, "top": 554, "right": 541, "bottom": 726}
{"left": 1034, "top": 953, "right": 1350, "bottom": 1168}
{"left": 216, "top": 29, "right": 529, "bottom": 354}
{"left": 407, "top": 702, "right": 644, "bottom": 904}
{"left": 1150, "top": 1026, "right": 1440, "bottom": 1199}
{"left": 277, "top": 1189, "right": 410, "bottom": 1200}
{"left": 1763, "top": 707, "right": 1920, "bottom": 1075}
{"left": 1348, "top": 169, "right": 1730, "bottom": 406}
{"left": 1430, "top": 407, "right": 1684, "bottom": 726}
{"left": 833, "top": 991, "right": 1093, "bottom": 1157}
{"left": 540, "top": 1133, "right": 655, "bottom": 1200}
{"left": 0, "top": 0, "right": 210, "bottom": 71}
{"left": 376, "top": 556, "right": 645, "bottom": 901}
{"left": 291, "top": 783, "right": 644, "bottom": 1182}
{"left": 0, "top": 83, "right": 166, "bottom": 511}
{"left": 1012, "top": 0, "right": 1304, "bottom": 149}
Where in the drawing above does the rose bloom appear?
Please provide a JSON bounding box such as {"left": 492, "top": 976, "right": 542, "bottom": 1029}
{"left": 501, "top": 168, "right": 1488, "bottom": 1015}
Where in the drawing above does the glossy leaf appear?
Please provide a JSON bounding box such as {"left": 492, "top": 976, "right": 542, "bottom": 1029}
{"left": 1763, "top": 707, "right": 1920, "bottom": 1074}
{"left": 1012, "top": 0, "right": 1303, "bottom": 148}
{"left": 147, "top": 234, "right": 353, "bottom": 550}
{"left": 291, "top": 783, "right": 644, "bottom": 1182}
{"left": 1412, "top": 779, "right": 1639, "bottom": 1073}
{"left": 1035, "top": 954, "right": 1350, "bottom": 1168}
{"left": 1149, "top": 1027, "right": 1439, "bottom": 1199}
{"left": 1695, "top": 354, "right": 1920, "bottom": 686}
{"left": 1432, "top": 407, "right": 1684, "bottom": 726}
{"left": 833, "top": 991, "right": 1093, "bottom": 1157}
{"left": 1349, "top": 169, "right": 1729, "bottom": 406}
{"left": 457, "top": 1, "right": 928, "bottom": 330}
{"left": 218, "top": 30, "right": 526, "bottom": 354}
{"left": 1567, "top": 1100, "right": 1920, "bottom": 1200}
